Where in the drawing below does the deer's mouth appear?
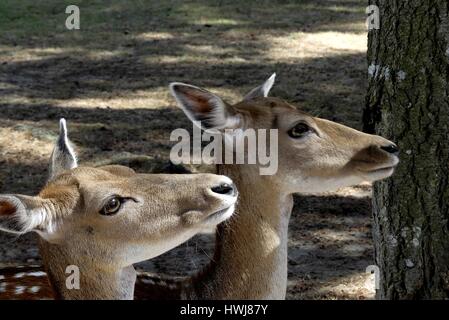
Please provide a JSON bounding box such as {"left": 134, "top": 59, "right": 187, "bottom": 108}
{"left": 359, "top": 164, "right": 397, "bottom": 181}
{"left": 204, "top": 204, "right": 235, "bottom": 225}
{"left": 368, "top": 166, "right": 395, "bottom": 174}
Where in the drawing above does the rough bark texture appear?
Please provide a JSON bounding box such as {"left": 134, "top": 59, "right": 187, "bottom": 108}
{"left": 364, "top": 0, "right": 449, "bottom": 299}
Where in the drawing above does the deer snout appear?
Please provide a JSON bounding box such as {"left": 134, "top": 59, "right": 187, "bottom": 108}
{"left": 211, "top": 183, "right": 236, "bottom": 197}
{"left": 380, "top": 143, "right": 399, "bottom": 156}
{"left": 375, "top": 137, "right": 400, "bottom": 167}
{"left": 194, "top": 175, "right": 237, "bottom": 227}
{"left": 205, "top": 175, "right": 238, "bottom": 200}
{"left": 367, "top": 135, "right": 399, "bottom": 161}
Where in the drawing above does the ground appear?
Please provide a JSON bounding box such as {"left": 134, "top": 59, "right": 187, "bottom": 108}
{"left": 0, "top": 0, "right": 376, "bottom": 299}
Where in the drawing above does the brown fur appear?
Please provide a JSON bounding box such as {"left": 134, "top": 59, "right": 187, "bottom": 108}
{"left": 0, "top": 165, "right": 237, "bottom": 300}
{"left": 143, "top": 82, "right": 399, "bottom": 299}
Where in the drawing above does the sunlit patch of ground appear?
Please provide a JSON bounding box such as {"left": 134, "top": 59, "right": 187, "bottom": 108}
{"left": 267, "top": 31, "right": 367, "bottom": 61}
{"left": 291, "top": 272, "right": 376, "bottom": 300}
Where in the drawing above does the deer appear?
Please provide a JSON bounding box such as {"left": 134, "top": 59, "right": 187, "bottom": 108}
{"left": 134, "top": 74, "right": 400, "bottom": 299}
{"left": 0, "top": 119, "right": 238, "bottom": 300}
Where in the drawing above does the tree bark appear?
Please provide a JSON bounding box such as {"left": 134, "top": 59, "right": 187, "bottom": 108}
{"left": 364, "top": 0, "right": 449, "bottom": 299}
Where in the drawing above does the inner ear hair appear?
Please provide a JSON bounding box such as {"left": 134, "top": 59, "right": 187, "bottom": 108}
{"left": 0, "top": 200, "right": 17, "bottom": 216}
{"left": 0, "top": 195, "right": 53, "bottom": 235}
{"left": 170, "top": 82, "right": 243, "bottom": 132}
{"left": 0, "top": 196, "right": 25, "bottom": 234}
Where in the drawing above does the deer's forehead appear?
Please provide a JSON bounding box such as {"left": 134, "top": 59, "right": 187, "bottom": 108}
{"left": 235, "top": 98, "right": 309, "bottom": 127}
{"left": 274, "top": 107, "right": 313, "bottom": 128}
{"left": 40, "top": 168, "right": 127, "bottom": 199}
{"left": 53, "top": 167, "right": 133, "bottom": 184}
{"left": 46, "top": 171, "right": 172, "bottom": 193}
{"left": 235, "top": 97, "right": 295, "bottom": 112}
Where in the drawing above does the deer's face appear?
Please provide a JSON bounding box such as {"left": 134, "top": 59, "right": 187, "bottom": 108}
{"left": 34, "top": 166, "right": 237, "bottom": 265}
{"left": 170, "top": 74, "right": 399, "bottom": 195}
{"left": 0, "top": 166, "right": 236, "bottom": 266}
{"left": 0, "top": 120, "right": 237, "bottom": 268}
{"left": 263, "top": 98, "right": 399, "bottom": 193}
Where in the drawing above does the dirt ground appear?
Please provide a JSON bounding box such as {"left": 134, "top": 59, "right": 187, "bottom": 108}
{"left": 0, "top": 0, "right": 376, "bottom": 299}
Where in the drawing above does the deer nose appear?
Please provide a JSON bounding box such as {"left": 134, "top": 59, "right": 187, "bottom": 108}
{"left": 211, "top": 183, "right": 236, "bottom": 196}
{"left": 381, "top": 144, "right": 399, "bottom": 155}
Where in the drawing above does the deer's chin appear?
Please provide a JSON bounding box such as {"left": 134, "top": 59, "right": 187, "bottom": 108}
{"left": 203, "top": 204, "right": 235, "bottom": 226}
{"left": 359, "top": 165, "right": 396, "bottom": 182}
{"left": 288, "top": 174, "right": 367, "bottom": 194}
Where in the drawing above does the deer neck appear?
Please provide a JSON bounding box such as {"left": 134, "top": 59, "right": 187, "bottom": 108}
{"left": 38, "top": 239, "right": 136, "bottom": 300}
{"left": 190, "top": 164, "right": 293, "bottom": 299}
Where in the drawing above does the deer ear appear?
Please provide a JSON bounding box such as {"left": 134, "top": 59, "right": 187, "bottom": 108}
{"left": 0, "top": 195, "right": 48, "bottom": 235}
{"left": 48, "top": 119, "right": 78, "bottom": 182}
{"left": 243, "top": 73, "right": 276, "bottom": 101}
{"left": 169, "top": 83, "right": 243, "bottom": 133}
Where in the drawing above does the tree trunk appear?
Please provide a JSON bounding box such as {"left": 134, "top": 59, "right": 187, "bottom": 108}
{"left": 364, "top": 0, "right": 449, "bottom": 299}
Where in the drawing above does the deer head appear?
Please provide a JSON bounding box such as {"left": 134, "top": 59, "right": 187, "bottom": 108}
{"left": 170, "top": 74, "right": 399, "bottom": 194}
{"left": 0, "top": 119, "right": 237, "bottom": 268}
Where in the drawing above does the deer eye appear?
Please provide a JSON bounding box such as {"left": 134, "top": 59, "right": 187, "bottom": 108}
{"left": 100, "top": 197, "right": 122, "bottom": 216}
{"left": 288, "top": 123, "right": 311, "bottom": 138}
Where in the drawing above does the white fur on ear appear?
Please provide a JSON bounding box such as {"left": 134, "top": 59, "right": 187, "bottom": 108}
{"left": 169, "top": 83, "right": 242, "bottom": 133}
{"left": 49, "top": 118, "right": 78, "bottom": 181}
{"left": 243, "top": 73, "right": 276, "bottom": 101}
